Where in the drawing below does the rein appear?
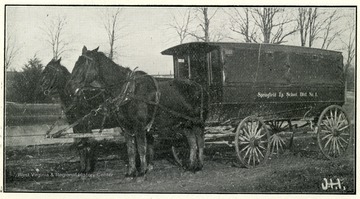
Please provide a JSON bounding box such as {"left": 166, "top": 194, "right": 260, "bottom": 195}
{"left": 45, "top": 67, "right": 157, "bottom": 138}
{"left": 46, "top": 55, "right": 205, "bottom": 138}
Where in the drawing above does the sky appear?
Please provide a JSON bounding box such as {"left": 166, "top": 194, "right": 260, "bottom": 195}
{"left": 5, "top": 6, "right": 355, "bottom": 75}
{"left": 6, "top": 6, "right": 184, "bottom": 74}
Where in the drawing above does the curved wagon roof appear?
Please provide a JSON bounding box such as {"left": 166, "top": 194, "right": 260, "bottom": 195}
{"left": 162, "top": 42, "right": 344, "bottom": 87}
{"left": 161, "top": 42, "right": 343, "bottom": 56}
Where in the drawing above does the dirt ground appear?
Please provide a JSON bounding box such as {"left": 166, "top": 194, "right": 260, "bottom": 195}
{"left": 4, "top": 133, "right": 355, "bottom": 193}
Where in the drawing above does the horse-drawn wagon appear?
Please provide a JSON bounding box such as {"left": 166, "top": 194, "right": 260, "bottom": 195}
{"left": 161, "top": 42, "right": 352, "bottom": 168}
{"left": 39, "top": 42, "right": 352, "bottom": 177}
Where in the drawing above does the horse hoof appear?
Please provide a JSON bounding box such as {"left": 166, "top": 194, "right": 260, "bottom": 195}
{"left": 194, "top": 165, "right": 203, "bottom": 172}
{"left": 185, "top": 165, "right": 197, "bottom": 173}
{"left": 147, "top": 164, "right": 154, "bottom": 172}
{"left": 125, "top": 172, "right": 137, "bottom": 179}
{"left": 124, "top": 176, "right": 135, "bottom": 182}
{"left": 136, "top": 176, "right": 146, "bottom": 183}
{"left": 182, "top": 171, "right": 194, "bottom": 177}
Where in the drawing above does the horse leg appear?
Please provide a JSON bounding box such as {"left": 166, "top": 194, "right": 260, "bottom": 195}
{"left": 194, "top": 126, "right": 205, "bottom": 171}
{"left": 184, "top": 128, "right": 198, "bottom": 172}
{"left": 135, "top": 129, "right": 148, "bottom": 177}
{"left": 147, "top": 134, "right": 155, "bottom": 172}
{"left": 124, "top": 132, "right": 137, "bottom": 178}
{"left": 86, "top": 138, "right": 96, "bottom": 173}
{"left": 76, "top": 138, "right": 87, "bottom": 173}
{"left": 76, "top": 137, "right": 96, "bottom": 173}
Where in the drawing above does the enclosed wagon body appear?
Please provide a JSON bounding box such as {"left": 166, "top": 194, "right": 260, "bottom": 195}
{"left": 162, "top": 42, "right": 345, "bottom": 124}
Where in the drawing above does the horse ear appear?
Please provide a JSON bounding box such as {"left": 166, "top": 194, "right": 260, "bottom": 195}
{"left": 57, "top": 57, "right": 62, "bottom": 63}
{"left": 82, "top": 46, "right": 88, "bottom": 55}
{"left": 93, "top": 46, "right": 99, "bottom": 52}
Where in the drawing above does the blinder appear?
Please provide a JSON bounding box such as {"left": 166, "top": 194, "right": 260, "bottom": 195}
{"left": 73, "top": 54, "right": 103, "bottom": 96}
{"left": 42, "top": 64, "right": 61, "bottom": 96}
{"left": 73, "top": 55, "right": 137, "bottom": 108}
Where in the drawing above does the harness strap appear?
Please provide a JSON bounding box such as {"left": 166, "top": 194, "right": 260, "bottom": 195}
{"left": 94, "top": 92, "right": 109, "bottom": 134}
{"left": 144, "top": 75, "right": 161, "bottom": 132}
{"left": 130, "top": 95, "right": 203, "bottom": 125}
{"left": 46, "top": 92, "right": 109, "bottom": 138}
{"left": 46, "top": 108, "right": 96, "bottom": 138}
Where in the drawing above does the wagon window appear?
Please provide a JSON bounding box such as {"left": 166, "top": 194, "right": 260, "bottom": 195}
{"left": 173, "top": 55, "right": 190, "bottom": 79}
{"left": 207, "top": 49, "right": 222, "bottom": 85}
{"left": 256, "top": 51, "right": 289, "bottom": 84}
{"left": 223, "top": 48, "right": 258, "bottom": 83}
{"left": 189, "top": 52, "right": 208, "bottom": 86}
{"left": 289, "top": 53, "right": 343, "bottom": 84}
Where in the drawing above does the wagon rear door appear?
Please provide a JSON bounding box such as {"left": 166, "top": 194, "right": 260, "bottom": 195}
{"left": 206, "top": 49, "right": 222, "bottom": 103}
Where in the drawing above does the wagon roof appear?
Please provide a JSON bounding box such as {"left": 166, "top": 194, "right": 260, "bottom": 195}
{"left": 161, "top": 42, "right": 342, "bottom": 56}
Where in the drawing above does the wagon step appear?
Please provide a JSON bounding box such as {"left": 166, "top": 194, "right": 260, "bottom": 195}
{"left": 205, "top": 126, "right": 235, "bottom": 134}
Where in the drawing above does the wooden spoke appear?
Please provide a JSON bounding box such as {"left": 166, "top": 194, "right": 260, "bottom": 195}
{"left": 321, "top": 133, "right": 332, "bottom": 140}
{"left": 240, "top": 144, "right": 250, "bottom": 153}
{"left": 317, "top": 105, "right": 352, "bottom": 159}
{"left": 235, "top": 116, "right": 270, "bottom": 168}
{"left": 266, "top": 120, "right": 293, "bottom": 156}
{"left": 256, "top": 147, "right": 264, "bottom": 158}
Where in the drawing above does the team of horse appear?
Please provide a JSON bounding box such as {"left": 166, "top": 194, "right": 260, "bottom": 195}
{"left": 38, "top": 46, "right": 207, "bottom": 179}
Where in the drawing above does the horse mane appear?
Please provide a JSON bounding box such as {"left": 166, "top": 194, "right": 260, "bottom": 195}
{"left": 95, "top": 52, "right": 132, "bottom": 87}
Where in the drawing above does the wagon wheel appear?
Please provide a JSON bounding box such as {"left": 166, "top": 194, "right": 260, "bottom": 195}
{"left": 317, "top": 105, "right": 352, "bottom": 159}
{"left": 266, "top": 120, "right": 293, "bottom": 155}
{"left": 171, "top": 140, "right": 190, "bottom": 168}
{"left": 235, "top": 116, "right": 271, "bottom": 168}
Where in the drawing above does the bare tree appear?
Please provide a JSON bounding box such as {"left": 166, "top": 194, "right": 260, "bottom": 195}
{"left": 226, "top": 8, "right": 258, "bottom": 42}
{"left": 189, "top": 7, "right": 223, "bottom": 42}
{"left": 307, "top": 8, "right": 324, "bottom": 47}
{"left": 5, "top": 35, "right": 21, "bottom": 70}
{"left": 341, "top": 17, "right": 355, "bottom": 74}
{"left": 168, "top": 9, "right": 193, "bottom": 44}
{"left": 296, "top": 8, "right": 343, "bottom": 49}
{"left": 297, "top": 8, "right": 311, "bottom": 46}
{"left": 42, "top": 15, "right": 69, "bottom": 60}
{"left": 102, "top": 8, "right": 125, "bottom": 60}
{"left": 251, "top": 7, "right": 297, "bottom": 44}
{"left": 320, "top": 10, "right": 343, "bottom": 49}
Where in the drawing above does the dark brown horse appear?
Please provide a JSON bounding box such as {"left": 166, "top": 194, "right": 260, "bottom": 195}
{"left": 38, "top": 58, "right": 121, "bottom": 173}
{"left": 68, "top": 46, "right": 207, "bottom": 178}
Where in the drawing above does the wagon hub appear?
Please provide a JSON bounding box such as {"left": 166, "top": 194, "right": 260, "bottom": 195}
{"left": 332, "top": 129, "right": 341, "bottom": 137}
{"left": 250, "top": 137, "right": 260, "bottom": 148}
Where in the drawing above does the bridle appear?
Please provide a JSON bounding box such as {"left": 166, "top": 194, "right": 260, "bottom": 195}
{"left": 73, "top": 53, "right": 161, "bottom": 134}
{"left": 73, "top": 54, "right": 100, "bottom": 95}
{"left": 42, "top": 64, "right": 62, "bottom": 96}
{"left": 75, "top": 54, "right": 135, "bottom": 103}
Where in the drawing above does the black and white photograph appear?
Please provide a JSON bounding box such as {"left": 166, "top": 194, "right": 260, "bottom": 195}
{"left": 2, "top": 2, "right": 357, "bottom": 195}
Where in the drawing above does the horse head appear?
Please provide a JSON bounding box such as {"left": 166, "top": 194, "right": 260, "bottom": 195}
{"left": 68, "top": 46, "right": 131, "bottom": 96}
{"left": 39, "top": 58, "right": 70, "bottom": 96}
